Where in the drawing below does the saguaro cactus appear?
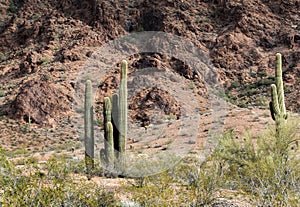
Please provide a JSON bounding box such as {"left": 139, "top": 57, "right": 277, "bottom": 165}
{"left": 269, "top": 53, "right": 288, "bottom": 136}
{"left": 84, "top": 80, "right": 94, "bottom": 176}
{"left": 98, "top": 60, "right": 129, "bottom": 176}
{"left": 118, "top": 60, "right": 128, "bottom": 155}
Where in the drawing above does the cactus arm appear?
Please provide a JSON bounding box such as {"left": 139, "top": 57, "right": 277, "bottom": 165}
{"left": 270, "top": 84, "right": 280, "bottom": 116}
{"left": 269, "top": 102, "right": 275, "bottom": 121}
{"left": 275, "top": 53, "right": 286, "bottom": 115}
{"left": 103, "top": 96, "right": 113, "bottom": 169}
{"left": 104, "top": 97, "right": 112, "bottom": 123}
{"left": 84, "top": 80, "right": 94, "bottom": 175}
{"left": 103, "top": 96, "right": 112, "bottom": 144}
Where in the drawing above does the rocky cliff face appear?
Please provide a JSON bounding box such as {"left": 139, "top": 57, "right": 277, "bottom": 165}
{"left": 0, "top": 0, "right": 299, "bottom": 127}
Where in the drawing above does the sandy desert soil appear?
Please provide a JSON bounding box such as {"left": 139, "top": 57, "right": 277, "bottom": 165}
{"left": 0, "top": 0, "right": 299, "bottom": 206}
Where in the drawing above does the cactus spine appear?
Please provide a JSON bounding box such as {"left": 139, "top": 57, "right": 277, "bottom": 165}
{"left": 269, "top": 53, "right": 288, "bottom": 136}
{"left": 84, "top": 80, "right": 94, "bottom": 177}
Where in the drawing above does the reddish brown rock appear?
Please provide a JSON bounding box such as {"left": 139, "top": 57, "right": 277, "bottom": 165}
{"left": 129, "top": 87, "right": 181, "bottom": 126}
{"left": 10, "top": 79, "right": 71, "bottom": 127}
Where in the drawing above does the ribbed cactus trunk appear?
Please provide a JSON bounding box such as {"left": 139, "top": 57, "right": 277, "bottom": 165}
{"left": 119, "top": 60, "right": 128, "bottom": 153}
{"left": 84, "top": 80, "right": 94, "bottom": 177}
{"left": 118, "top": 60, "right": 128, "bottom": 173}
{"left": 269, "top": 53, "right": 288, "bottom": 138}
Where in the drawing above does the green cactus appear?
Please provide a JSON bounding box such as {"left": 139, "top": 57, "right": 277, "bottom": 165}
{"left": 118, "top": 60, "right": 128, "bottom": 155}
{"left": 269, "top": 53, "right": 288, "bottom": 136}
{"left": 84, "top": 80, "right": 94, "bottom": 177}
{"left": 104, "top": 97, "right": 112, "bottom": 124}
{"left": 105, "top": 122, "right": 114, "bottom": 170}
{"left": 103, "top": 96, "right": 112, "bottom": 143}
{"left": 95, "top": 60, "right": 129, "bottom": 177}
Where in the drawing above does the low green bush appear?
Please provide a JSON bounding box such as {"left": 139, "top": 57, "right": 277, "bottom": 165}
{"left": 214, "top": 118, "right": 300, "bottom": 206}
{"left": 124, "top": 154, "right": 224, "bottom": 206}
{"left": 0, "top": 150, "right": 118, "bottom": 207}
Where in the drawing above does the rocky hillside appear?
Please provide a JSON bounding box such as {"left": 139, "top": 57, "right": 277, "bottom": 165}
{"left": 0, "top": 0, "right": 299, "bottom": 128}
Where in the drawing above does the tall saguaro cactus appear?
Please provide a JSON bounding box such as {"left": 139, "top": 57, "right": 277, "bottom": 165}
{"left": 269, "top": 53, "right": 288, "bottom": 136}
{"left": 118, "top": 60, "right": 128, "bottom": 155}
{"left": 84, "top": 80, "right": 94, "bottom": 177}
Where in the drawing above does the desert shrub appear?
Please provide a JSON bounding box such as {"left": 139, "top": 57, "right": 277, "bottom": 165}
{"left": 124, "top": 154, "right": 224, "bottom": 206}
{"left": 175, "top": 155, "right": 224, "bottom": 206}
{"left": 0, "top": 52, "right": 7, "bottom": 62}
{"left": 125, "top": 170, "right": 187, "bottom": 206}
{"left": 0, "top": 149, "right": 118, "bottom": 207}
{"left": 0, "top": 89, "right": 5, "bottom": 97}
{"left": 38, "top": 57, "right": 51, "bottom": 66}
{"left": 214, "top": 118, "right": 300, "bottom": 206}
